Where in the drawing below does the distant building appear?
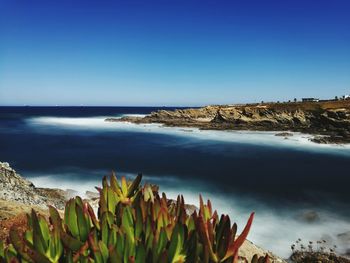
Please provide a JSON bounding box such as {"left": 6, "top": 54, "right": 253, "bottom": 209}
{"left": 302, "top": 98, "right": 319, "bottom": 102}
{"left": 344, "top": 95, "right": 350, "bottom": 100}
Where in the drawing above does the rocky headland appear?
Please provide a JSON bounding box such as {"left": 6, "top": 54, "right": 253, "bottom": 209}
{"left": 106, "top": 100, "right": 350, "bottom": 144}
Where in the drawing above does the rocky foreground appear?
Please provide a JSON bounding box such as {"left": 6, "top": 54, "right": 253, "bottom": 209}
{"left": 0, "top": 162, "right": 287, "bottom": 262}
{"left": 2, "top": 162, "right": 350, "bottom": 262}
{"left": 107, "top": 100, "right": 350, "bottom": 144}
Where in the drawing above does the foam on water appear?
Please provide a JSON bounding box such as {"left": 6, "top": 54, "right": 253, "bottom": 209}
{"left": 27, "top": 116, "right": 350, "bottom": 156}
{"left": 28, "top": 116, "right": 116, "bottom": 129}
{"left": 121, "top": 114, "right": 147, "bottom": 118}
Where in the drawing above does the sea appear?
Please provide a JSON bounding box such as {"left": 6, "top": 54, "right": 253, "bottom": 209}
{"left": 0, "top": 106, "right": 349, "bottom": 258}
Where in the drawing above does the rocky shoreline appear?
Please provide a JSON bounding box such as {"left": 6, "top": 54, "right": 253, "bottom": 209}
{"left": 0, "top": 162, "right": 68, "bottom": 210}
{"left": 1, "top": 162, "right": 350, "bottom": 262}
{"left": 1, "top": 162, "right": 347, "bottom": 262}
{"left": 106, "top": 100, "right": 350, "bottom": 144}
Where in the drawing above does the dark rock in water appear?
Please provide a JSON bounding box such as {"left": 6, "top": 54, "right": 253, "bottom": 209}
{"left": 310, "top": 135, "right": 349, "bottom": 144}
{"left": 275, "top": 132, "right": 294, "bottom": 137}
{"left": 179, "top": 129, "right": 193, "bottom": 132}
{"left": 311, "top": 136, "right": 332, "bottom": 144}
{"left": 296, "top": 210, "right": 320, "bottom": 223}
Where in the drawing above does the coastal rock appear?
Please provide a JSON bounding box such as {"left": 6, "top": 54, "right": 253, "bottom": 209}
{"left": 167, "top": 199, "right": 198, "bottom": 215}
{"left": 240, "top": 239, "right": 287, "bottom": 263}
{"left": 275, "top": 132, "right": 294, "bottom": 137}
{"left": 290, "top": 251, "right": 350, "bottom": 263}
{"left": 310, "top": 135, "right": 348, "bottom": 144}
{"left": 85, "top": 190, "right": 99, "bottom": 200}
{"left": 0, "top": 161, "right": 67, "bottom": 209}
{"left": 106, "top": 100, "right": 350, "bottom": 144}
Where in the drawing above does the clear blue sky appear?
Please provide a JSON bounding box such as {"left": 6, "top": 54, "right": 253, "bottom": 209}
{"left": 0, "top": 0, "right": 349, "bottom": 106}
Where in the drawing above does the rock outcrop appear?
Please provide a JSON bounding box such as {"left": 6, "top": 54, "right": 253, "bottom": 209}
{"left": 0, "top": 161, "right": 67, "bottom": 210}
{"left": 107, "top": 100, "right": 350, "bottom": 144}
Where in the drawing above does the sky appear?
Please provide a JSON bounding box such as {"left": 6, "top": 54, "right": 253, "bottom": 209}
{"left": 0, "top": 0, "right": 349, "bottom": 106}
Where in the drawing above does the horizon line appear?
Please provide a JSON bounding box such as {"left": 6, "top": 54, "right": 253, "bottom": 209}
{"left": 0, "top": 105, "right": 202, "bottom": 108}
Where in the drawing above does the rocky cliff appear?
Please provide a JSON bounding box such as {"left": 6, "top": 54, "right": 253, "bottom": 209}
{"left": 107, "top": 100, "right": 350, "bottom": 144}
{"left": 0, "top": 162, "right": 67, "bottom": 210}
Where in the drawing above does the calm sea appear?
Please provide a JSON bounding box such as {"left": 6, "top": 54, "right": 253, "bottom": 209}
{"left": 1, "top": 106, "right": 349, "bottom": 257}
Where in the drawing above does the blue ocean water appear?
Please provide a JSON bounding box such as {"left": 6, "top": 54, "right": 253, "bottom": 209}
{"left": 1, "top": 106, "right": 349, "bottom": 257}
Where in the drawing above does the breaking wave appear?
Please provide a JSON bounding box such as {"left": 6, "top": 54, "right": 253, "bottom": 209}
{"left": 26, "top": 116, "right": 350, "bottom": 156}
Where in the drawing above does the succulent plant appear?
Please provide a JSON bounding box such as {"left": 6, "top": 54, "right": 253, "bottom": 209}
{"left": 0, "top": 173, "right": 270, "bottom": 263}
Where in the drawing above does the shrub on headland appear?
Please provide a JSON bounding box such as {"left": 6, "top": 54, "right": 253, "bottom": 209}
{"left": 0, "top": 173, "right": 269, "bottom": 263}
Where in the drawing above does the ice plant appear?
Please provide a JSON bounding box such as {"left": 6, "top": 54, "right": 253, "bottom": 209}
{"left": 0, "top": 173, "right": 269, "bottom": 263}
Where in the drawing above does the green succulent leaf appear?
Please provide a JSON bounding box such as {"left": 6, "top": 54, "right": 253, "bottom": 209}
{"left": 121, "top": 176, "right": 128, "bottom": 196}
{"left": 155, "top": 228, "right": 168, "bottom": 260}
{"left": 135, "top": 244, "right": 146, "bottom": 263}
{"left": 223, "top": 212, "right": 255, "bottom": 261}
{"left": 107, "top": 187, "right": 118, "bottom": 214}
{"left": 64, "top": 199, "right": 80, "bottom": 239}
{"left": 168, "top": 224, "right": 184, "bottom": 263}
{"left": 98, "top": 240, "right": 109, "bottom": 262}
{"left": 135, "top": 206, "right": 143, "bottom": 239}
{"left": 31, "top": 209, "right": 48, "bottom": 255}
{"left": 25, "top": 230, "right": 34, "bottom": 245}
{"left": 87, "top": 203, "right": 100, "bottom": 231}
{"left": 9, "top": 227, "right": 32, "bottom": 262}
{"left": 122, "top": 206, "right": 135, "bottom": 245}
{"left": 75, "top": 201, "right": 89, "bottom": 242}
{"left": 60, "top": 230, "right": 84, "bottom": 252}
{"left": 48, "top": 206, "right": 62, "bottom": 229}
{"left": 127, "top": 174, "right": 142, "bottom": 198}
{"left": 0, "top": 240, "right": 4, "bottom": 258}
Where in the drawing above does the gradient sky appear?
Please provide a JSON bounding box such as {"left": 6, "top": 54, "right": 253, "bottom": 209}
{"left": 0, "top": 0, "right": 350, "bottom": 106}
